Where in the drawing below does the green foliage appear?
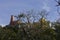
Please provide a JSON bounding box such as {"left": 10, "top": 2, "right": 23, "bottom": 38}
{"left": 0, "top": 25, "right": 57, "bottom": 40}
{"left": 54, "top": 22, "right": 60, "bottom": 40}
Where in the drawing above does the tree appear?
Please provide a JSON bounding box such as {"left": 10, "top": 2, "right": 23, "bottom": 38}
{"left": 38, "top": 9, "right": 49, "bottom": 28}
{"left": 14, "top": 13, "right": 25, "bottom": 21}
{"left": 55, "top": 0, "right": 60, "bottom": 6}
{"left": 54, "top": 21, "right": 60, "bottom": 40}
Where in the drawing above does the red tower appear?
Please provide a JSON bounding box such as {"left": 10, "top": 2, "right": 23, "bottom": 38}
{"left": 10, "top": 15, "right": 14, "bottom": 25}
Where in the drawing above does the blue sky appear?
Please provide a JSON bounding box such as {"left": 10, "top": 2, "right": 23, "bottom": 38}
{"left": 0, "top": 0, "right": 59, "bottom": 25}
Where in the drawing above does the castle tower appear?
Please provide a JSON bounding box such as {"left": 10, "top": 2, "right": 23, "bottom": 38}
{"left": 10, "top": 15, "right": 14, "bottom": 25}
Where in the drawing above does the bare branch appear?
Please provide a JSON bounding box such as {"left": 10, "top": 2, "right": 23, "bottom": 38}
{"left": 57, "top": 6, "right": 60, "bottom": 15}
{"left": 55, "top": 0, "right": 60, "bottom": 6}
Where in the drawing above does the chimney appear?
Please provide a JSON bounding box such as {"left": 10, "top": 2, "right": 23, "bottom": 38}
{"left": 10, "top": 15, "right": 14, "bottom": 25}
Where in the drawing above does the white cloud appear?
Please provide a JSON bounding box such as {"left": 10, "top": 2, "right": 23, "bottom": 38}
{"left": 0, "top": 24, "right": 6, "bottom": 27}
